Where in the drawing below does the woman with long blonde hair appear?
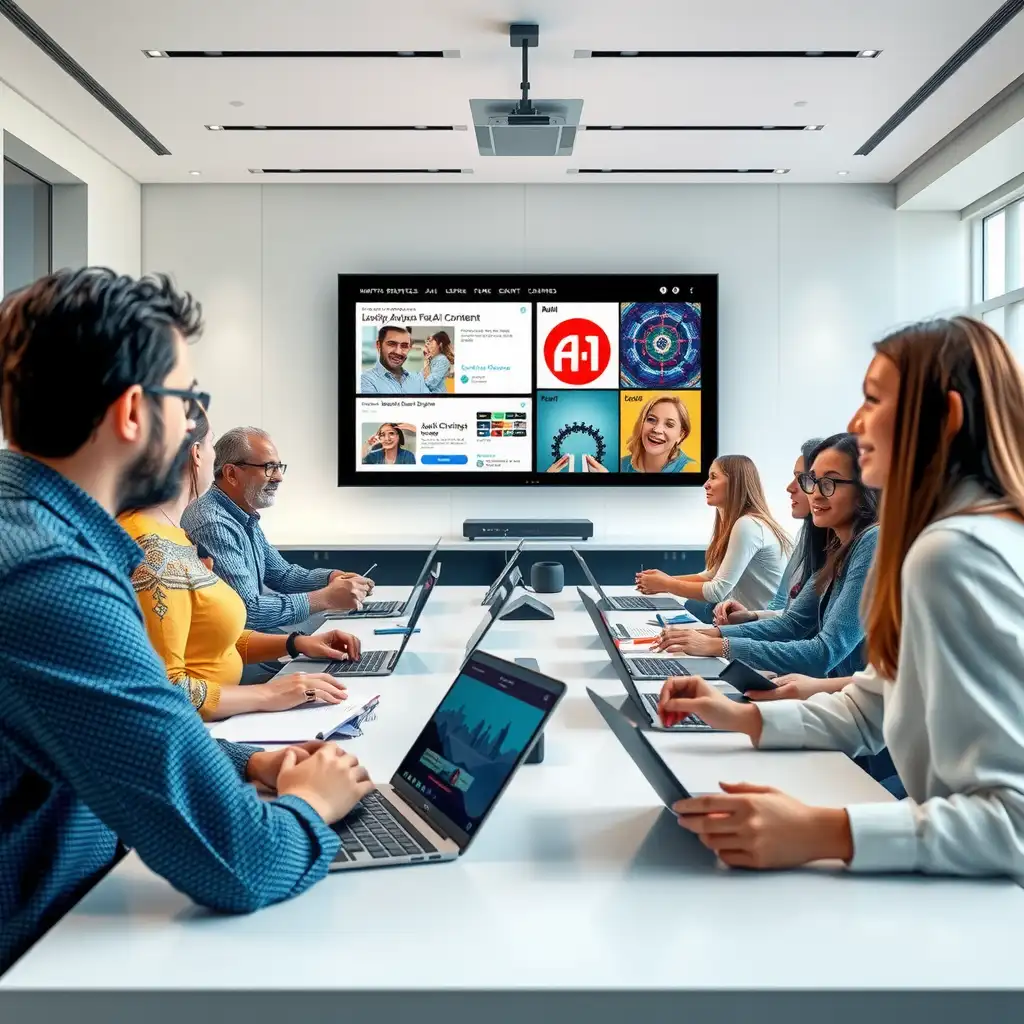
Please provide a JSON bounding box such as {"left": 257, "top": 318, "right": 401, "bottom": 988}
{"left": 657, "top": 317, "right": 1024, "bottom": 878}
{"left": 636, "top": 454, "right": 790, "bottom": 610}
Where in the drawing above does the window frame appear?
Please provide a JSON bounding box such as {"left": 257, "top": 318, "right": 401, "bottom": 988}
{"left": 970, "top": 195, "right": 1024, "bottom": 351}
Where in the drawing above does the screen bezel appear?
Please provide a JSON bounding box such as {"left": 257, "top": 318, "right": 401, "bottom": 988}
{"left": 339, "top": 272, "right": 718, "bottom": 487}
{"left": 389, "top": 650, "right": 566, "bottom": 851}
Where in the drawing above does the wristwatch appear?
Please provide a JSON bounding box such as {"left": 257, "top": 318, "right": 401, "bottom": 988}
{"left": 285, "top": 631, "right": 307, "bottom": 659}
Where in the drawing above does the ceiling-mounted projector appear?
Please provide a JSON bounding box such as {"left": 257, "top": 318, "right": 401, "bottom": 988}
{"left": 470, "top": 23, "right": 583, "bottom": 156}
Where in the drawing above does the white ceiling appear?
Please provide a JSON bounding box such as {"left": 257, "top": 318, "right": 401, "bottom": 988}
{"left": 1, "top": 0, "right": 1023, "bottom": 188}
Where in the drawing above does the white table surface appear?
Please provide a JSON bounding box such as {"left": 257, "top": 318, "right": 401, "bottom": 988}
{"left": 5, "top": 586, "right": 1024, "bottom": 1001}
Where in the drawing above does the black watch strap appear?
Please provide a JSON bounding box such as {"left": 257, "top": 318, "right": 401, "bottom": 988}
{"left": 286, "top": 631, "right": 306, "bottom": 658}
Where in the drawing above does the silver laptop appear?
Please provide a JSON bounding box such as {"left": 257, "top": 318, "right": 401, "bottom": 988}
{"left": 578, "top": 588, "right": 739, "bottom": 732}
{"left": 330, "top": 539, "right": 441, "bottom": 619}
{"left": 571, "top": 547, "right": 683, "bottom": 612}
{"left": 330, "top": 650, "right": 565, "bottom": 870}
{"left": 322, "top": 564, "right": 440, "bottom": 677}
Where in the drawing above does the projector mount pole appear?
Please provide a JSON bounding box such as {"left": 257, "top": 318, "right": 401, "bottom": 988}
{"left": 510, "top": 23, "right": 539, "bottom": 116}
{"left": 518, "top": 38, "right": 532, "bottom": 114}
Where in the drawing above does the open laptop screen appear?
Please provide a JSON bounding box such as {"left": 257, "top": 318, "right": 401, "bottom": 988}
{"left": 394, "top": 654, "right": 558, "bottom": 842}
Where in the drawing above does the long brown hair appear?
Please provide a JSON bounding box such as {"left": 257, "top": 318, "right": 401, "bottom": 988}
{"left": 428, "top": 331, "right": 455, "bottom": 363}
{"left": 625, "top": 395, "right": 691, "bottom": 471}
{"left": 864, "top": 317, "right": 1024, "bottom": 679}
{"left": 705, "top": 455, "right": 792, "bottom": 573}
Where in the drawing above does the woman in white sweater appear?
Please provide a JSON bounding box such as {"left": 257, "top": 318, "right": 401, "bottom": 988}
{"left": 657, "top": 316, "right": 1024, "bottom": 878}
{"left": 635, "top": 455, "right": 790, "bottom": 611}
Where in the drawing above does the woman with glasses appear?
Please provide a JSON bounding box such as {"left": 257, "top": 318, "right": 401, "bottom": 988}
{"left": 657, "top": 317, "right": 1024, "bottom": 877}
{"left": 635, "top": 455, "right": 791, "bottom": 612}
{"left": 120, "top": 411, "right": 367, "bottom": 720}
{"left": 711, "top": 437, "right": 828, "bottom": 626}
{"left": 653, "top": 433, "right": 879, "bottom": 681}
{"left": 361, "top": 422, "right": 417, "bottom": 466}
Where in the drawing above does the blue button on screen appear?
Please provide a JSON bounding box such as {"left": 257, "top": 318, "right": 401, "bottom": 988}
{"left": 422, "top": 454, "right": 468, "bottom": 465}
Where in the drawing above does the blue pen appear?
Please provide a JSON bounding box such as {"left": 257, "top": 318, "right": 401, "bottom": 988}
{"left": 373, "top": 627, "right": 420, "bottom": 635}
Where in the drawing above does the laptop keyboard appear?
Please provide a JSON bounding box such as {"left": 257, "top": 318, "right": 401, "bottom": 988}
{"left": 629, "top": 656, "right": 692, "bottom": 677}
{"left": 333, "top": 790, "right": 438, "bottom": 861}
{"left": 360, "top": 599, "right": 402, "bottom": 614}
{"left": 327, "top": 649, "right": 395, "bottom": 674}
{"left": 613, "top": 595, "right": 656, "bottom": 611}
{"left": 641, "top": 692, "right": 711, "bottom": 730}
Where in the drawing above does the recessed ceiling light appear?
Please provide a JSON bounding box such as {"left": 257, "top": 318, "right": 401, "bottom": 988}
{"left": 774, "top": 168, "right": 790, "bottom": 174}
{"left": 803, "top": 124, "right": 825, "bottom": 131}
{"left": 143, "top": 49, "right": 166, "bottom": 58}
{"left": 761, "top": 125, "right": 775, "bottom": 130}
{"left": 610, "top": 125, "right": 624, "bottom": 130}
{"left": 620, "top": 50, "right": 639, "bottom": 56}
{"left": 248, "top": 168, "right": 264, "bottom": 174}
{"left": 188, "top": 170, "right": 201, "bottom": 176}
{"left": 414, "top": 125, "right": 428, "bottom": 130}
{"left": 206, "top": 124, "right": 224, "bottom": 131}
{"left": 397, "top": 50, "right": 415, "bottom": 56}
{"left": 805, "top": 50, "right": 824, "bottom": 56}
{"left": 858, "top": 49, "right": 880, "bottom": 58}
{"left": 837, "top": 170, "right": 850, "bottom": 176}
{"left": 253, "top": 125, "right": 267, "bottom": 130}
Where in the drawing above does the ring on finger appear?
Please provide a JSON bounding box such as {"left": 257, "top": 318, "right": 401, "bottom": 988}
{"left": 304, "top": 689, "right": 316, "bottom": 702}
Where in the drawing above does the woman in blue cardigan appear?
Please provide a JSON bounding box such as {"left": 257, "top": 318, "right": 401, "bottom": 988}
{"left": 654, "top": 433, "right": 879, "bottom": 679}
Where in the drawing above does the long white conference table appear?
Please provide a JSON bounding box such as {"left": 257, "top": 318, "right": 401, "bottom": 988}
{"left": 4, "top": 584, "right": 1024, "bottom": 1022}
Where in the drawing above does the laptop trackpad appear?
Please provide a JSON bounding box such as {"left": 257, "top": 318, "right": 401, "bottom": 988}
{"left": 679, "top": 657, "right": 725, "bottom": 678}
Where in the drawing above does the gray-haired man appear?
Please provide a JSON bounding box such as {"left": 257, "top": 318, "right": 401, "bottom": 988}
{"left": 182, "top": 426, "right": 371, "bottom": 632}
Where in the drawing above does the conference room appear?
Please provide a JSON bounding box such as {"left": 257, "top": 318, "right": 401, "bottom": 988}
{"left": 2, "top": 2, "right": 1024, "bottom": 1022}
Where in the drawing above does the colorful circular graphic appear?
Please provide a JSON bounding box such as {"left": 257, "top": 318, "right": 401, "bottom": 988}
{"left": 543, "top": 317, "right": 612, "bottom": 386}
{"left": 619, "top": 302, "right": 702, "bottom": 390}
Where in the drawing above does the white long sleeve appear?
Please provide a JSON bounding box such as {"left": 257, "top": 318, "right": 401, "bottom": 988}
{"left": 698, "top": 516, "right": 785, "bottom": 608}
{"left": 759, "top": 509, "right": 1024, "bottom": 880}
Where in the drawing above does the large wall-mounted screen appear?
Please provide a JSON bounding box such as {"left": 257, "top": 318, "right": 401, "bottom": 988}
{"left": 338, "top": 273, "right": 717, "bottom": 487}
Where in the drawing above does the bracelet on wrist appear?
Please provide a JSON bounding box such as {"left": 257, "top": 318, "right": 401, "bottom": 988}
{"left": 285, "top": 631, "right": 307, "bottom": 659}
{"left": 722, "top": 637, "right": 730, "bottom": 659}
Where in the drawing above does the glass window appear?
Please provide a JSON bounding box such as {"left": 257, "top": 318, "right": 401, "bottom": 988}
{"left": 3, "top": 159, "right": 51, "bottom": 296}
{"left": 983, "top": 305, "right": 1006, "bottom": 337}
{"left": 983, "top": 208, "right": 1006, "bottom": 300}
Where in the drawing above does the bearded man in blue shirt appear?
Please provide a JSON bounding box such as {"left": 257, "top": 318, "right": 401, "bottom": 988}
{"left": 0, "top": 268, "right": 374, "bottom": 974}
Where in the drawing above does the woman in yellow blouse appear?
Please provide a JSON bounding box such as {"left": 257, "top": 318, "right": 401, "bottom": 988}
{"left": 120, "top": 411, "right": 362, "bottom": 721}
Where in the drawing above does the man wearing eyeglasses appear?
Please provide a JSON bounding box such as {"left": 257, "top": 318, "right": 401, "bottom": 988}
{"left": 181, "top": 426, "right": 372, "bottom": 633}
{"left": 0, "top": 268, "right": 373, "bottom": 973}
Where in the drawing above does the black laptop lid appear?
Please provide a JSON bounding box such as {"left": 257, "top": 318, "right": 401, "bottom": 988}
{"left": 577, "top": 587, "right": 646, "bottom": 709}
{"left": 588, "top": 688, "right": 691, "bottom": 806}
{"left": 393, "top": 562, "right": 441, "bottom": 658}
{"left": 482, "top": 539, "right": 525, "bottom": 605}
{"left": 390, "top": 650, "right": 565, "bottom": 851}
{"left": 463, "top": 582, "right": 512, "bottom": 661}
{"left": 571, "top": 547, "right": 609, "bottom": 604}
{"left": 409, "top": 539, "right": 442, "bottom": 592}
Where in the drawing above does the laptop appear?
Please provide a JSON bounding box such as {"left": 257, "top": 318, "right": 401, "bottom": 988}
{"left": 578, "top": 588, "right": 737, "bottom": 732}
{"left": 587, "top": 688, "right": 693, "bottom": 804}
{"left": 330, "top": 539, "right": 441, "bottom": 619}
{"left": 460, "top": 582, "right": 513, "bottom": 665}
{"left": 571, "top": 547, "right": 683, "bottom": 612}
{"left": 330, "top": 650, "right": 566, "bottom": 870}
{"left": 321, "top": 563, "right": 441, "bottom": 677}
{"left": 481, "top": 539, "right": 525, "bottom": 606}
{"left": 579, "top": 588, "right": 725, "bottom": 681}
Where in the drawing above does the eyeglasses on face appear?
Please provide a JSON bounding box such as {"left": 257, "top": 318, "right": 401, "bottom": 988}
{"left": 231, "top": 461, "right": 288, "bottom": 479}
{"left": 797, "top": 472, "right": 858, "bottom": 498}
{"left": 144, "top": 386, "right": 211, "bottom": 422}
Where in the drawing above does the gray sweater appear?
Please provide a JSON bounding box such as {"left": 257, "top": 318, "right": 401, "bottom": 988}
{"left": 758, "top": 495, "right": 1024, "bottom": 878}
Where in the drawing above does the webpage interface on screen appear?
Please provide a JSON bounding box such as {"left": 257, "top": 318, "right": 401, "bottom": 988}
{"left": 350, "top": 276, "right": 708, "bottom": 477}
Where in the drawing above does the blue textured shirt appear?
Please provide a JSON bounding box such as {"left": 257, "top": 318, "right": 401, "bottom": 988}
{"left": 0, "top": 451, "right": 340, "bottom": 973}
{"left": 358, "top": 360, "right": 428, "bottom": 394}
{"left": 720, "top": 525, "right": 879, "bottom": 677}
{"left": 363, "top": 447, "right": 417, "bottom": 465}
{"left": 181, "top": 486, "right": 333, "bottom": 631}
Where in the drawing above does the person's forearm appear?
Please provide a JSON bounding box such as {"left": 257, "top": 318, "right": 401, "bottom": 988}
{"left": 203, "top": 683, "right": 275, "bottom": 721}
{"left": 816, "top": 676, "right": 853, "bottom": 694}
{"left": 243, "top": 632, "right": 290, "bottom": 664}
{"left": 662, "top": 577, "right": 710, "bottom": 600}
{"left": 307, "top": 587, "right": 331, "bottom": 613}
{"left": 739, "top": 703, "right": 764, "bottom": 745}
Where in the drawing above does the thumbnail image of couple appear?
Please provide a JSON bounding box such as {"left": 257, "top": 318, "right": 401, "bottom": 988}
{"left": 359, "top": 325, "right": 454, "bottom": 395}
